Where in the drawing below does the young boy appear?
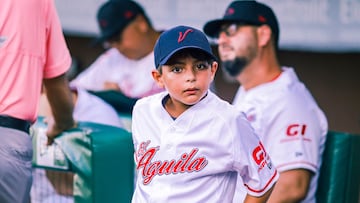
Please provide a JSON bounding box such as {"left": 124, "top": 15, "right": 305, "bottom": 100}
{"left": 131, "top": 25, "right": 278, "bottom": 202}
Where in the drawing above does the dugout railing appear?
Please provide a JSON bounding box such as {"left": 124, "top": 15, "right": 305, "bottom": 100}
{"left": 31, "top": 117, "right": 360, "bottom": 203}
{"left": 31, "top": 117, "right": 134, "bottom": 203}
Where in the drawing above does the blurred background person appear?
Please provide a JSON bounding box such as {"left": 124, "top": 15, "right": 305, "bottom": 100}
{"left": 71, "top": 0, "right": 164, "bottom": 114}
{"left": 204, "top": 1, "right": 328, "bottom": 202}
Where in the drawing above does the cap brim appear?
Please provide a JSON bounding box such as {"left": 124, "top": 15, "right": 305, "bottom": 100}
{"left": 203, "top": 19, "right": 240, "bottom": 38}
{"left": 159, "top": 46, "right": 217, "bottom": 67}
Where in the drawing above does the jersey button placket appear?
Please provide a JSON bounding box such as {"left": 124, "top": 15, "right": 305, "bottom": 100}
{"left": 162, "top": 125, "right": 176, "bottom": 156}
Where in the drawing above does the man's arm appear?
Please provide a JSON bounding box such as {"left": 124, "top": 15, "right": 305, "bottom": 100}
{"left": 267, "top": 169, "right": 312, "bottom": 203}
{"left": 244, "top": 185, "right": 274, "bottom": 203}
{"left": 43, "top": 74, "right": 75, "bottom": 144}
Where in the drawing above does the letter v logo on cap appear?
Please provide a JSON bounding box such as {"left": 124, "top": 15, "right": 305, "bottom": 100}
{"left": 178, "top": 29, "right": 193, "bottom": 43}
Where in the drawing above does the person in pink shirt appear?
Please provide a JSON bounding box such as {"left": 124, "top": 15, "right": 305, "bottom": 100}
{"left": 0, "top": 0, "right": 75, "bottom": 202}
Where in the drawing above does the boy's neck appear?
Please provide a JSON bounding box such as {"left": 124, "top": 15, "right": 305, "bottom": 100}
{"left": 162, "top": 95, "right": 191, "bottom": 119}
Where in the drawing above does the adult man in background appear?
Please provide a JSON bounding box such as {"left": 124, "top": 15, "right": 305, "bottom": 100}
{"left": 71, "top": 0, "right": 164, "bottom": 114}
{"left": 203, "top": 1, "right": 328, "bottom": 202}
{"left": 0, "top": 0, "right": 75, "bottom": 202}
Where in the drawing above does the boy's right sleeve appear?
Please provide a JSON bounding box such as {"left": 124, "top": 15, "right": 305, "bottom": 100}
{"left": 232, "top": 113, "right": 279, "bottom": 197}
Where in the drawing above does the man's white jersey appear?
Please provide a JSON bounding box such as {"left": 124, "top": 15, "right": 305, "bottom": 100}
{"left": 72, "top": 87, "right": 124, "bottom": 128}
{"left": 233, "top": 67, "right": 328, "bottom": 203}
{"left": 71, "top": 48, "right": 163, "bottom": 98}
{"left": 131, "top": 91, "right": 278, "bottom": 203}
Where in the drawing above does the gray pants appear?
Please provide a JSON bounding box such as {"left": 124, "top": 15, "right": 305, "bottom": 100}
{"left": 0, "top": 127, "right": 33, "bottom": 203}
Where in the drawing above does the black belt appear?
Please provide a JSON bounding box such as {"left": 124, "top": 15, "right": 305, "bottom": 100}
{"left": 0, "top": 115, "right": 31, "bottom": 134}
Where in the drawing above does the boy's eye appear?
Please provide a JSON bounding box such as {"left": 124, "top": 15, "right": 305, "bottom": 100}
{"left": 171, "top": 66, "right": 183, "bottom": 73}
{"left": 195, "top": 62, "right": 209, "bottom": 70}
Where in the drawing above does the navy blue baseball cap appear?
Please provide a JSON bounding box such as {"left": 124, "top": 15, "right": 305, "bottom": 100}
{"left": 203, "top": 0, "right": 279, "bottom": 46}
{"left": 154, "top": 25, "right": 217, "bottom": 68}
{"left": 95, "top": 0, "right": 145, "bottom": 43}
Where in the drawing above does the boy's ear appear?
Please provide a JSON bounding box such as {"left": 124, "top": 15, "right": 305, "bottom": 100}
{"left": 151, "top": 69, "right": 165, "bottom": 88}
{"left": 210, "top": 61, "right": 218, "bottom": 81}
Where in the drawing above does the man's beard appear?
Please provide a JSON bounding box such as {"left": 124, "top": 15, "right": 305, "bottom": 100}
{"left": 221, "top": 57, "right": 248, "bottom": 77}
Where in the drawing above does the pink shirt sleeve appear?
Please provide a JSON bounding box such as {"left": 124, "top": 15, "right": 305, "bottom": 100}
{"left": 0, "top": 0, "right": 71, "bottom": 121}
{"left": 43, "top": 0, "right": 71, "bottom": 79}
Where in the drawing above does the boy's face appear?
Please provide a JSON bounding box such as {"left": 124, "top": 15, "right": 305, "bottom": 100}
{"left": 152, "top": 55, "right": 218, "bottom": 106}
{"left": 107, "top": 16, "right": 149, "bottom": 60}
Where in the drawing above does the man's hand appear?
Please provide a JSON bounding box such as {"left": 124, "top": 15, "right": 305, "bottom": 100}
{"left": 103, "top": 81, "right": 121, "bottom": 91}
{"left": 45, "top": 117, "right": 77, "bottom": 145}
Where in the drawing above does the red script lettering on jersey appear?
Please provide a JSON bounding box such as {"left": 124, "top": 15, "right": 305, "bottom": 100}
{"left": 136, "top": 144, "right": 208, "bottom": 185}
{"left": 281, "top": 124, "right": 312, "bottom": 142}
{"left": 286, "top": 124, "right": 307, "bottom": 136}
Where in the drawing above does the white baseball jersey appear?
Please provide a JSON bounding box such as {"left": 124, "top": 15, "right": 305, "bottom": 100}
{"left": 131, "top": 91, "right": 279, "bottom": 203}
{"left": 71, "top": 48, "right": 164, "bottom": 98}
{"left": 73, "top": 88, "right": 124, "bottom": 128}
{"left": 232, "top": 67, "right": 328, "bottom": 203}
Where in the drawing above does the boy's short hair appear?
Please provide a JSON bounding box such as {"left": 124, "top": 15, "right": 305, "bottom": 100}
{"left": 154, "top": 25, "right": 217, "bottom": 69}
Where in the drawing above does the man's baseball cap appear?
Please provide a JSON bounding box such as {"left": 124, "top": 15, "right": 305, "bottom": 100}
{"left": 154, "top": 25, "right": 217, "bottom": 68}
{"left": 203, "top": 0, "right": 279, "bottom": 46}
{"left": 95, "top": 0, "right": 145, "bottom": 43}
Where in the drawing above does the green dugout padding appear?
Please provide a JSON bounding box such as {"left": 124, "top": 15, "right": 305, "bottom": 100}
{"left": 33, "top": 118, "right": 360, "bottom": 203}
{"left": 32, "top": 118, "right": 134, "bottom": 203}
{"left": 316, "top": 131, "right": 360, "bottom": 203}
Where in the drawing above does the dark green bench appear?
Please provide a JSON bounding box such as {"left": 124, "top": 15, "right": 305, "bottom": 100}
{"left": 316, "top": 131, "right": 360, "bottom": 203}
{"left": 32, "top": 119, "right": 134, "bottom": 203}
